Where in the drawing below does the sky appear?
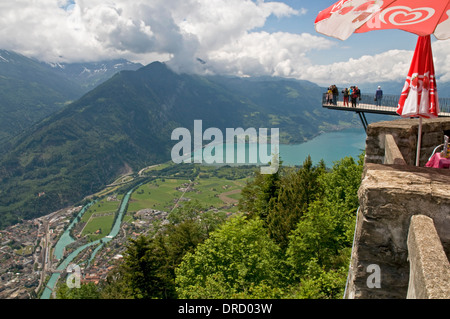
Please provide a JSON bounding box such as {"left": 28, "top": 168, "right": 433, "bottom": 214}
{"left": 1, "top": 0, "right": 450, "bottom": 86}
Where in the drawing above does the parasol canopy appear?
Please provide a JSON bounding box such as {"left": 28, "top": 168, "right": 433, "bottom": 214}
{"left": 315, "top": 0, "right": 450, "bottom": 41}
{"left": 397, "top": 35, "right": 439, "bottom": 119}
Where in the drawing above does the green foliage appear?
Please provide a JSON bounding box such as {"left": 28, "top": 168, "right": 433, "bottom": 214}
{"left": 97, "top": 267, "right": 134, "bottom": 299}
{"left": 267, "top": 156, "right": 326, "bottom": 249}
{"left": 56, "top": 282, "right": 101, "bottom": 299}
{"left": 238, "top": 167, "right": 280, "bottom": 221}
{"left": 175, "top": 214, "right": 285, "bottom": 299}
{"left": 283, "top": 155, "right": 362, "bottom": 298}
{"left": 235, "top": 153, "right": 363, "bottom": 298}
{"left": 288, "top": 260, "right": 349, "bottom": 299}
{"left": 286, "top": 200, "right": 352, "bottom": 276}
{"left": 319, "top": 153, "right": 365, "bottom": 214}
{"left": 120, "top": 235, "right": 177, "bottom": 299}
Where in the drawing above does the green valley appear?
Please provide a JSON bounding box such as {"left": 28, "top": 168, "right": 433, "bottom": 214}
{"left": 75, "top": 163, "right": 255, "bottom": 242}
{"left": 0, "top": 61, "right": 358, "bottom": 229}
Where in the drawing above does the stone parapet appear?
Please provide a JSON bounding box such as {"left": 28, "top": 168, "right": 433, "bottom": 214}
{"left": 407, "top": 215, "right": 450, "bottom": 299}
{"left": 346, "top": 163, "right": 450, "bottom": 299}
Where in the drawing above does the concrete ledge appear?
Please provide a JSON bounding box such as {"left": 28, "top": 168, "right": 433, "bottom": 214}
{"left": 384, "top": 134, "right": 407, "bottom": 165}
{"left": 407, "top": 215, "right": 450, "bottom": 299}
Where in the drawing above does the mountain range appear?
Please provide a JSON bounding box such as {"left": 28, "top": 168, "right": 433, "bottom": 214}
{"left": 0, "top": 52, "right": 360, "bottom": 228}
{"left": 0, "top": 50, "right": 142, "bottom": 144}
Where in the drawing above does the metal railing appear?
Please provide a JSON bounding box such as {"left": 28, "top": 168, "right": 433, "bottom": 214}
{"left": 322, "top": 92, "right": 450, "bottom": 116}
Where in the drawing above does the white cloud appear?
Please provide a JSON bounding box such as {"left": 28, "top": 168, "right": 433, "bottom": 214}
{"left": 302, "top": 49, "right": 414, "bottom": 86}
{"left": 298, "top": 38, "right": 450, "bottom": 86}
{"left": 2, "top": 1, "right": 450, "bottom": 85}
{"left": 432, "top": 39, "right": 450, "bottom": 82}
{"left": 165, "top": 0, "right": 306, "bottom": 73}
{"left": 205, "top": 32, "right": 334, "bottom": 77}
{"left": 0, "top": 0, "right": 304, "bottom": 66}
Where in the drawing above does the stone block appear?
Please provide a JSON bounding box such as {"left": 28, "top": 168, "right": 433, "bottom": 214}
{"left": 384, "top": 134, "right": 406, "bottom": 165}
{"left": 407, "top": 215, "right": 450, "bottom": 299}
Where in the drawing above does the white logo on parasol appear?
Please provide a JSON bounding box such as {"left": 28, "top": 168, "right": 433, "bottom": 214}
{"left": 380, "top": 6, "right": 435, "bottom": 26}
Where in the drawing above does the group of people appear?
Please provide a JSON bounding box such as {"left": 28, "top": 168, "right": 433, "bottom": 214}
{"left": 342, "top": 86, "right": 361, "bottom": 108}
{"left": 326, "top": 85, "right": 383, "bottom": 108}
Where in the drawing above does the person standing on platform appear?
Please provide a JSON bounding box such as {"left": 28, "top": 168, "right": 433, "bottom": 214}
{"left": 375, "top": 86, "right": 383, "bottom": 106}
{"left": 342, "top": 88, "right": 349, "bottom": 106}
{"left": 350, "top": 86, "right": 358, "bottom": 108}
{"left": 327, "top": 86, "right": 333, "bottom": 104}
{"left": 355, "top": 86, "right": 361, "bottom": 106}
{"left": 332, "top": 85, "right": 339, "bottom": 105}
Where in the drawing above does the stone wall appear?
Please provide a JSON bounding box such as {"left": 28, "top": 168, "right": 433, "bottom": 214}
{"left": 345, "top": 163, "right": 450, "bottom": 299}
{"left": 345, "top": 118, "right": 450, "bottom": 299}
{"left": 365, "top": 118, "right": 450, "bottom": 167}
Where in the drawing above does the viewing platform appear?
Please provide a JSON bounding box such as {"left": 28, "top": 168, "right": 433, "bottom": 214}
{"left": 322, "top": 93, "right": 450, "bottom": 131}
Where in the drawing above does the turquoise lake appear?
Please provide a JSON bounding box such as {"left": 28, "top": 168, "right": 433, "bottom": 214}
{"left": 279, "top": 127, "right": 366, "bottom": 167}
{"left": 196, "top": 127, "right": 367, "bottom": 168}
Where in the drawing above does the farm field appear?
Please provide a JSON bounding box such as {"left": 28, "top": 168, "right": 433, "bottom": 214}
{"left": 127, "top": 166, "right": 253, "bottom": 214}
{"left": 81, "top": 199, "right": 122, "bottom": 222}
{"left": 79, "top": 197, "right": 123, "bottom": 241}
{"left": 81, "top": 215, "right": 115, "bottom": 241}
{"left": 79, "top": 164, "right": 256, "bottom": 240}
{"left": 187, "top": 176, "right": 245, "bottom": 207}
{"left": 127, "top": 178, "right": 192, "bottom": 213}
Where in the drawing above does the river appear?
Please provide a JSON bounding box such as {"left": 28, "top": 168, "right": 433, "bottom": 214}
{"left": 40, "top": 188, "right": 134, "bottom": 299}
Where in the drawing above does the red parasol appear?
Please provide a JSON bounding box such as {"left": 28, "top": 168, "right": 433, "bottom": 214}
{"left": 397, "top": 35, "right": 439, "bottom": 119}
{"left": 396, "top": 35, "right": 439, "bottom": 165}
{"left": 315, "top": 0, "right": 450, "bottom": 166}
{"left": 315, "top": 0, "right": 450, "bottom": 41}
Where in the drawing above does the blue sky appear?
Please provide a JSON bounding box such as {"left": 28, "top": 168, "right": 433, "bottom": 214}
{"left": 1, "top": 0, "right": 449, "bottom": 86}
{"left": 260, "top": 1, "right": 448, "bottom": 85}
{"left": 263, "top": 1, "right": 418, "bottom": 63}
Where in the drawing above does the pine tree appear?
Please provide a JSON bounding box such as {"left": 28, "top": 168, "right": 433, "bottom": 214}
{"left": 266, "top": 156, "right": 326, "bottom": 249}
{"left": 238, "top": 167, "right": 281, "bottom": 222}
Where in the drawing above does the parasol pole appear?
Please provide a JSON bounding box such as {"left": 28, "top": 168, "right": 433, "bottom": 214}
{"left": 416, "top": 117, "right": 423, "bottom": 166}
